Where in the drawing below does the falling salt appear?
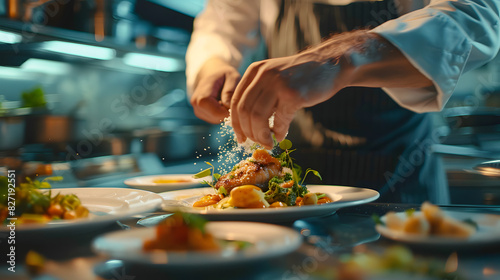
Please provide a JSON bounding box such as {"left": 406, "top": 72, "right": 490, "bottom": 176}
{"left": 193, "top": 110, "right": 278, "bottom": 174}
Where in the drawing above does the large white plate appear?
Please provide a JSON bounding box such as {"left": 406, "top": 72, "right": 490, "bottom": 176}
{"left": 124, "top": 174, "right": 206, "bottom": 193}
{"left": 375, "top": 211, "right": 500, "bottom": 247}
{"left": 159, "top": 185, "right": 379, "bottom": 222}
{"left": 1, "top": 188, "right": 163, "bottom": 233}
{"left": 92, "top": 221, "right": 302, "bottom": 267}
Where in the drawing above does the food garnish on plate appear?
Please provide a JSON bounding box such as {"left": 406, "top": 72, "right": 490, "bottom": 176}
{"left": 335, "top": 245, "right": 462, "bottom": 279}
{"left": 192, "top": 139, "right": 331, "bottom": 209}
{"left": 375, "top": 202, "right": 477, "bottom": 239}
{"left": 0, "top": 176, "right": 89, "bottom": 224}
{"left": 143, "top": 212, "right": 220, "bottom": 252}
{"left": 143, "top": 212, "right": 252, "bottom": 253}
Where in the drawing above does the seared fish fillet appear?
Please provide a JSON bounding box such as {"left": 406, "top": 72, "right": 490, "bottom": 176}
{"left": 215, "top": 149, "right": 282, "bottom": 193}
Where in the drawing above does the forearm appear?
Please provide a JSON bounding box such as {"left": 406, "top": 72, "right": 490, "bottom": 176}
{"left": 343, "top": 33, "right": 434, "bottom": 89}
{"left": 300, "top": 30, "right": 433, "bottom": 91}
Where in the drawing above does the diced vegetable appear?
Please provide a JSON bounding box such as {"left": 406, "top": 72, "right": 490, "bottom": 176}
{"left": 0, "top": 176, "right": 89, "bottom": 225}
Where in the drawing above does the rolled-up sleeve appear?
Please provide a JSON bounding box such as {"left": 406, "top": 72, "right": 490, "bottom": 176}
{"left": 185, "top": 0, "right": 262, "bottom": 96}
{"left": 372, "top": 0, "right": 500, "bottom": 113}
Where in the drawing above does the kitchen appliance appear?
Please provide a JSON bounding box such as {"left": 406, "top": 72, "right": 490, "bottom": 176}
{"left": 474, "top": 160, "right": 500, "bottom": 177}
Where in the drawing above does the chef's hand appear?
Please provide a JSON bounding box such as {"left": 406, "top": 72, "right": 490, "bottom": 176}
{"left": 230, "top": 31, "right": 434, "bottom": 149}
{"left": 190, "top": 57, "right": 241, "bottom": 124}
{"left": 230, "top": 52, "right": 348, "bottom": 149}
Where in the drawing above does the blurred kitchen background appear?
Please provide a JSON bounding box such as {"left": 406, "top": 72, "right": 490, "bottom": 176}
{"left": 0, "top": 0, "right": 499, "bottom": 205}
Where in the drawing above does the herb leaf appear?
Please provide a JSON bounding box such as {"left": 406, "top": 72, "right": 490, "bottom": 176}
{"left": 279, "top": 139, "right": 292, "bottom": 150}
{"left": 372, "top": 214, "right": 385, "bottom": 226}
{"left": 193, "top": 168, "right": 211, "bottom": 179}
{"left": 405, "top": 208, "right": 416, "bottom": 217}
{"left": 218, "top": 186, "right": 228, "bottom": 196}
{"left": 181, "top": 212, "right": 208, "bottom": 234}
{"left": 42, "top": 176, "right": 63, "bottom": 182}
{"left": 300, "top": 168, "right": 322, "bottom": 185}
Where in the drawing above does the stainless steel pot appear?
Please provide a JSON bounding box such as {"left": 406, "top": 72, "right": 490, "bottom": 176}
{"left": 24, "top": 114, "right": 75, "bottom": 144}
{"left": 0, "top": 116, "right": 25, "bottom": 150}
{"left": 0, "top": 107, "right": 31, "bottom": 151}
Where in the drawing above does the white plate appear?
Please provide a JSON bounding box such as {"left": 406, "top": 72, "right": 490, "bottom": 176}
{"left": 1, "top": 188, "right": 163, "bottom": 233}
{"left": 159, "top": 185, "right": 379, "bottom": 222}
{"left": 124, "top": 174, "right": 206, "bottom": 192}
{"left": 375, "top": 211, "right": 500, "bottom": 247}
{"left": 92, "top": 221, "right": 302, "bottom": 267}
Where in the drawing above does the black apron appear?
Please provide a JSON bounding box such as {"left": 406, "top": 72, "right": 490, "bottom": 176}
{"left": 269, "top": 0, "right": 450, "bottom": 204}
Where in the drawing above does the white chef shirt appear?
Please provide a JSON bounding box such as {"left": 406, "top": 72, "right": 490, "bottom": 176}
{"left": 185, "top": 0, "right": 500, "bottom": 113}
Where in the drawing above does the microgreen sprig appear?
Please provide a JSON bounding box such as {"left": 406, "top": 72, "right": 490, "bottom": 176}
{"left": 277, "top": 139, "right": 321, "bottom": 186}
{"left": 193, "top": 162, "right": 220, "bottom": 189}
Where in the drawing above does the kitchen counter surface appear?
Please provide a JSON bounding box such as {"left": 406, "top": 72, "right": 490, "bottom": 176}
{"left": 1, "top": 201, "right": 500, "bottom": 280}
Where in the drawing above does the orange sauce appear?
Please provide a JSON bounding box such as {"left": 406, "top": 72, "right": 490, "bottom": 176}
{"left": 153, "top": 178, "right": 190, "bottom": 184}
{"left": 318, "top": 196, "right": 333, "bottom": 204}
{"left": 193, "top": 194, "right": 223, "bottom": 207}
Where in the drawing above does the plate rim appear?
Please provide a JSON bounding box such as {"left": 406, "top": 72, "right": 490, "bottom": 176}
{"left": 375, "top": 210, "right": 500, "bottom": 246}
{"left": 92, "top": 221, "right": 303, "bottom": 266}
{"left": 159, "top": 185, "right": 380, "bottom": 219}
{"left": 124, "top": 174, "right": 206, "bottom": 188}
{"left": 1, "top": 187, "right": 164, "bottom": 232}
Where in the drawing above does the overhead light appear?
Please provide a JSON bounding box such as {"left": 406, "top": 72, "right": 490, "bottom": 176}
{"left": 123, "top": 53, "right": 185, "bottom": 72}
{"left": 41, "top": 41, "right": 116, "bottom": 60}
{"left": 0, "top": 30, "right": 22, "bottom": 44}
{"left": 21, "top": 58, "right": 72, "bottom": 75}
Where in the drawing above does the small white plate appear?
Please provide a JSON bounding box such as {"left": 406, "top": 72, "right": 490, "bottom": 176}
{"left": 92, "top": 221, "right": 302, "bottom": 267}
{"left": 376, "top": 211, "right": 500, "bottom": 247}
{"left": 159, "top": 185, "right": 379, "bottom": 222}
{"left": 124, "top": 174, "right": 207, "bottom": 193}
{"left": 1, "top": 188, "right": 163, "bottom": 233}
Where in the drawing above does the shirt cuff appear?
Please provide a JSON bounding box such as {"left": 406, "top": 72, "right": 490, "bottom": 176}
{"left": 371, "top": 9, "right": 472, "bottom": 113}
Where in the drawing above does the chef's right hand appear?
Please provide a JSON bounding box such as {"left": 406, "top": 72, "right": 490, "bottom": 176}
{"left": 190, "top": 57, "right": 241, "bottom": 124}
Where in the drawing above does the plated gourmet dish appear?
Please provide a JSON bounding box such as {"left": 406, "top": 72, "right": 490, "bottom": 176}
{"left": 192, "top": 140, "right": 331, "bottom": 210}
{"left": 375, "top": 202, "right": 477, "bottom": 239}
{"left": 143, "top": 212, "right": 252, "bottom": 252}
{"left": 0, "top": 176, "right": 89, "bottom": 224}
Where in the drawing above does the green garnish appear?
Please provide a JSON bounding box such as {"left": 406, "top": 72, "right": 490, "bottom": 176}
{"left": 231, "top": 164, "right": 240, "bottom": 172}
{"left": 193, "top": 162, "right": 220, "bottom": 189}
{"left": 372, "top": 214, "right": 385, "bottom": 226}
{"left": 405, "top": 208, "right": 416, "bottom": 217}
{"left": 264, "top": 174, "right": 308, "bottom": 206}
{"left": 276, "top": 139, "right": 321, "bottom": 186}
{"left": 279, "top": 139, "right": 292, "bottom": 150}
{"left": 220, "top": 239, "right": 252, "bottom": 250}
{"left": 218, "top": 186, "right": 228, "bottom": 196}
{"left": 316, "top": 193, "right": 326, "bottom": 199}
{"left": 301, "top": 168, "right": 322, "bottom": 185}
{"left": 180, "top": 212, "right": 208, "bottom": 234}
{"left": 193, "top": 169, "right": 211, "bottom": 179}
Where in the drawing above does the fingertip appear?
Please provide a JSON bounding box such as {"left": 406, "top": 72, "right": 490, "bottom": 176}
{"left": 274, "top": 131, "right": 287, "bottom": 143}
{"left": 262, "top": 141, "right": 274, "bottom": 151}
{"left": 235, "top": 133, "right": 246, "bottom": 144}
